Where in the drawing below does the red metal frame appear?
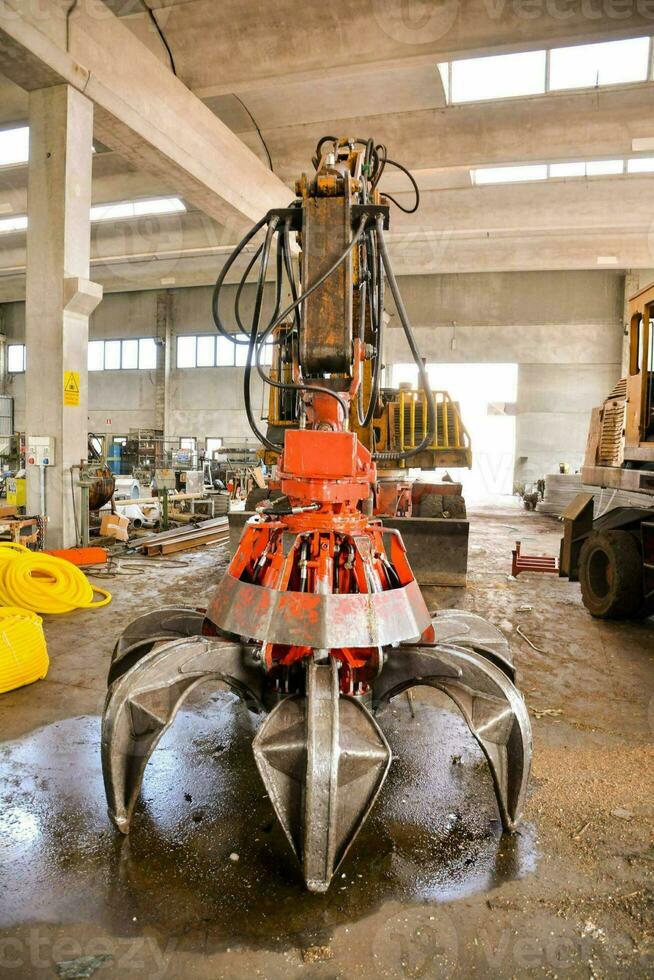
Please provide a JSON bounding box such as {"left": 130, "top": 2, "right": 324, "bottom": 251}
{"left": 511, "top": 540, "right": 560, "bottom": 577}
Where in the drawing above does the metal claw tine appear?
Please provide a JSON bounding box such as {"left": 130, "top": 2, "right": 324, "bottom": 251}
{"left": 373, "top": 642, "right": 532, "bottom": 831}
{"left": 108, "top": 605, "right": 206, "bottom": 685}
{"left": 253, "top": 657, "right": 391, "bottom": 892}
{"left": 101, "top": 636, "right": 264, "bottom": 833}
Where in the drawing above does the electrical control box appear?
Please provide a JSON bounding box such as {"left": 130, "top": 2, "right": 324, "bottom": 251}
{"left": 26, "top": 436, "right": 55, "bottom": 466}
{"left": 7, "top": 477, "right": 26, "bottom": 508}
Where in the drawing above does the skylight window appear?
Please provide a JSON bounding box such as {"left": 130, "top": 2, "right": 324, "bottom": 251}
{"left": 0, "top": 215, "right": 27, "bottom": 233}
{"left": 0, "top": 127, "right": 28, "bottom": 167}
{"left": 627, "top": 156, "right": 654, "bottom": 173}
{"left": 549, "top": 36, "right": 650, "bottom": 91}
{"left": 472, "top": 158, "right": 632, "bottom": 184}
{"left": 442, "top": 36, "right": 652, "bottom": 106}
{"left": 437, "top": 62, "right": 449, "bottom": 102}
{"left": 0, "top": 198, "right": 187, "bottom": 234}
{"left": 451, "top": 50, "right": 546, "bottom": 103}
{"left": 90, "top": 197, "right": 185, "bottom": 221}
{"left": 473, "top": 164, "right": 547, "bottom": 185}
{"left": 549, "top": 161, "right": 586, "bottom": 178}
{"left": 585, "top": 159, "right": 624, "bottom": 176}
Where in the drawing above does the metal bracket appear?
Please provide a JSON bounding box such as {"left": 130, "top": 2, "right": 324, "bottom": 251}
{"left": 351, "top": 204, "right": 390, "bottom": 230}
{"left": 266, "top": 206, "right": 303, "bottom": 231}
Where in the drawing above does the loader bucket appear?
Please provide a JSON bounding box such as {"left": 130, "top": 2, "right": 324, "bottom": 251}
{"left": 381, "top": 517, "right": 469, "bottom": 587}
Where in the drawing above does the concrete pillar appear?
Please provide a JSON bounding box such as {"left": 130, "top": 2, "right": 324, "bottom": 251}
{"left": 155, "top": 290, "right": 173, "bottom": 440}
{"left": 25, "top": 85, "right": 102, "bottom": 548}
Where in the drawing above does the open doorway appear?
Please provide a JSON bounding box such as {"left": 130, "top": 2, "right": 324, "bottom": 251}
{"left": 391, "top": 363, "right": 518, "bottom": 501}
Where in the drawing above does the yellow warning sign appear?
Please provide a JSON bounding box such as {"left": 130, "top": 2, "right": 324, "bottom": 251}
{"left": 63, "top": 370, "right": 80, "bottom": 407}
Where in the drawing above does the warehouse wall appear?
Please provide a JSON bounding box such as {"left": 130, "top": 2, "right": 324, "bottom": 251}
{"left": 384, "top": 270, "right": 624, "bottom": 484}
{"left": 0, "top": 269, "right": 624, "bottom": 484}
{"left": 0, "top": 286, "right": 268, "bottom": 444}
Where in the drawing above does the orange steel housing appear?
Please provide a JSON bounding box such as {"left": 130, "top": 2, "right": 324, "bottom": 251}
{"left": 209, "top": 424, "right": 434, "bottom": 697}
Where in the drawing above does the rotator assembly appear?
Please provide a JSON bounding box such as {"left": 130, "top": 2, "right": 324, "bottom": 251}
{"left": 101, "top": 138, "right": 532, "bottom": 892}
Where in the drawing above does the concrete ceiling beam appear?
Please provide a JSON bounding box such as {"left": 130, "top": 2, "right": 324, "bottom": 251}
{"left": 150, "top": 0, "right": 654, "bottom": 95}
{"left": 227, "top": 83, "right": 654, "bottom": 181}
{"left": 0, "top": 0, "right": 290, "bottom": 231}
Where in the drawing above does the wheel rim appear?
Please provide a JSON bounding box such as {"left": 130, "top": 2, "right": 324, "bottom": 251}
{"left": 588, "top": 547, "right": 612, "bottom": 599}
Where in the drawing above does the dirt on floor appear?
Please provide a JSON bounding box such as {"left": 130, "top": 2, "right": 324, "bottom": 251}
{"left": 0, "top": 501, "right": 652, "bottom": 979}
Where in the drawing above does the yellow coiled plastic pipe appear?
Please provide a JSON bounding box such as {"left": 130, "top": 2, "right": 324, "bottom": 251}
{"left": 0, "top": 542, "right": 111, "bottom": 614}
{"left": 0, "top": 606, "right": 49, "bottom": 694}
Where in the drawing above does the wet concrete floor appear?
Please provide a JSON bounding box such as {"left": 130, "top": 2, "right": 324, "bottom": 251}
{"left": 0, "top": 502, "right": 652, "bottom": 978}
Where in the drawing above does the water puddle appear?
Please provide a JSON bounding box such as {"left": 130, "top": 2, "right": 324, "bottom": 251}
{"left": 0, "top": 690, "right": 537, "bottom": 951}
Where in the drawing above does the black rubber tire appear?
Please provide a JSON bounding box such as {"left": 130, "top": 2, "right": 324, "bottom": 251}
{"left": 443, "top": 494, "right": 467, "bottom": 519}
{"left": 418, "top": 493, "right": 444, "bottom": 518}
{"left": 245, "top": 487, "right": 271, "bottom": 511}
{"left": 578, "top": 530, "right": 643, "bottom": 619}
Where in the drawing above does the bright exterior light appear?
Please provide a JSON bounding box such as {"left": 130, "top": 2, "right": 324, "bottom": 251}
{"left": 627, "top": 157, "right": 654, "bottom": 173}
{"left": 436, "top": 62, "right": 449, "bottom": 102}
{"left": 88, "top": 341, "right": 104, "bottom": 372}
{"left": 549, "top": 161, "right": 586, "bottom": 178}
{"left": 0, "top": 215, "right": 27, "bottom": 233}
{"left": 0, "top": 127, "right": 28, "bottom": 167}
{"left": 586, "top": 159, "right": 624, "bottom": 176}
{"left": 450, "top": 50, "right": 546, "bottom": 103}
{"left": 472, "top": 158, "right": 636, "bottom": 184}
{"left": 549, "top": 36, "right": 650, "bottom": 91}
{"left": 176, "top": 336, "right": 196, "bottom": 369}
{"left": 0, "top": 198, "right": 186, "bottom": 234}
{"left": 473, "top": 164, "right": 548, "bottom": 185}
{"left": 441, "top": 36, "right": 652, "bottom": 106}
{"left": 7, "top": 345, "right": 25, "bottom": 373}
{"left": 90, "top": 197, "right": 185, "bottom": 222}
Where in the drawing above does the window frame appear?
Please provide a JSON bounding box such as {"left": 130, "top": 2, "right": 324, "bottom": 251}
{"left": 7, "top": 344, "right": 25, "bottom": 374}
{"left": 88, "top": 337, "right": 159, "bottom": 371}
{"left": 443, "top": 35, "right": 654, "bottom": 107}
{"left": 175, "top": 334, "right": 272, "bottom": 368}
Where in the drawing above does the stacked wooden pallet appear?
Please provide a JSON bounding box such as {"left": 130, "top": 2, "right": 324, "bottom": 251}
{"left": 130, "top": 517, "right": 230, "bottom": 556}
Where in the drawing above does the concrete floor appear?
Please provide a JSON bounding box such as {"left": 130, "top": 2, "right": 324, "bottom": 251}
{"left": 0, "top": 501, "right": 652, "bottom": 979}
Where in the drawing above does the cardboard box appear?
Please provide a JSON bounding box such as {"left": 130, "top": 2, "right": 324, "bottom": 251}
{"left": 100, "top": 512, "right": 130, "bottom": 542}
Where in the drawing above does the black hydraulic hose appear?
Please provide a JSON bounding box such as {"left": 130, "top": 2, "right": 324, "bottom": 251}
{"left": 243, "top": 218, "right": 279, "bottom": 449}
{"left": 253, "top": 217, "right": 369, "bottom": 425}
{"left": 267, "top": 231, "right": 285, "bottom": 332}
{"left": 212, "top": 214, "right": 268, "bottom": 345}
{"left": 282, "top": 219, "right": 301, "bottom": 333}
{"left": 371, "top": 142, "right": 387, "bottom": 190}
{"left": 234, "top": 242, "right": 263, "bottom": 336}
{"left": 356, "top": 277, "right": 369, "bottom": 426}
{"left": 379, "top": 157, "right": 420, "bottom": 214}
{"left": 373, "top": 215, "right": 435, "bottom": 461}
{"left": 312, "top": 135, "right": 338, "bottom": 168}
{"left": 356, "top": 228, "right": 385, "bottom": 430}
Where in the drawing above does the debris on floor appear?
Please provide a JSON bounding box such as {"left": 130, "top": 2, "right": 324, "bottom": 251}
{"left": 56, "top": 955, "right": 113, "bottom": 979}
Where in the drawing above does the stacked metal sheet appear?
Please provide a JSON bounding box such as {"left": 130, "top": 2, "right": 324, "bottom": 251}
{"left": 535, "top": 473, "right": 653, "bottom": 518}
